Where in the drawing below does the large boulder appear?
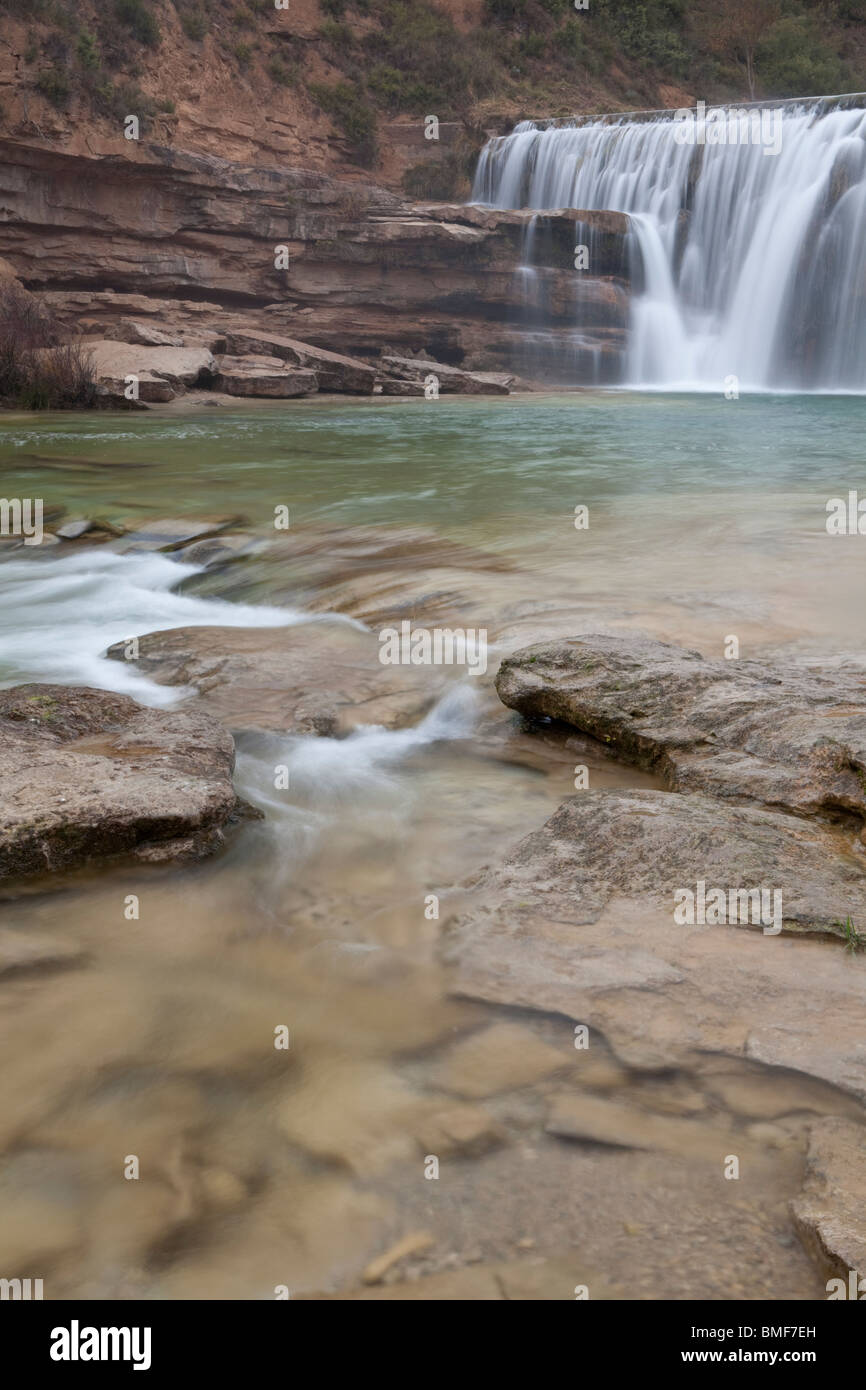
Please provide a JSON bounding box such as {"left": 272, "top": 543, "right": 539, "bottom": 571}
{"left": 222, "top": 331, "right": 376, "bottom": 394}
{"left": 97, "top": 370, "right": 175, "bottom": 403}
{"left": 496, "top": 635, "right": 866, "bottom": 826}
{"left": 0, "top": 685, "right": 247, "bottom": 878}
{"left": 213, "top": 355, "right": 318, "bottom": 398}
{"left": 85, "top": 340, "right": 217, "bottom": 391}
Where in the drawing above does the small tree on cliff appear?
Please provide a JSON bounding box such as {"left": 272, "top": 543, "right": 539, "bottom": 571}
{"left": 706, "top": 0, "right": 782, "bottom": 100}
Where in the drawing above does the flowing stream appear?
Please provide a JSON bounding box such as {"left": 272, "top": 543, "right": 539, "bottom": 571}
{"left": 0, "top": 396, "right": 863, "bottom": 1298}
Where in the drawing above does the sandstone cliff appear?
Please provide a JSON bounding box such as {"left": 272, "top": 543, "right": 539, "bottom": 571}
{"left": 0, "top": 133, "right": 632, "bottom": 380}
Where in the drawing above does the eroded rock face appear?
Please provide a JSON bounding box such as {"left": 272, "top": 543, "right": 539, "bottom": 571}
{"left": 496, "top": 635, "right": 866, "bottom": 825}
{"left": 443, "top": 789, "right": 866, "bottom": 1097}
{"left": 0, "top": 685, "right": 246, "bottom": 878}
{"left": 0, "top": 140, "right": 631, "bottom": 379}
{"left": 792, "top": 1119, "right": 866, "bottom": 1285}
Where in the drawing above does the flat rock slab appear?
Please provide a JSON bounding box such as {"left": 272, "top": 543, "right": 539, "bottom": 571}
{"left": 496, "top": 634, "right": 866, "bottom": 826}
{"left": 379, "top": 355, "right": 510, "bottom": 395}
{"left": 443, "top": 789, "right": 866, "bottom": 1098}
{"left": 105, "top": 319, "right": 186, "bottom": 347}
{"left": 792, "top": 1118, "right": 866, "bottom": 1285}
{"left": 213, "top": 357, "right": 318, "bottom": 398}
{"left": 223, "top": 330, "right": 376, "bottom": 394}
{"left": 0, "top": 685, "right": 245, "bottom": 879}
{"left": 86, "top": 340, "right": 216, "bottom": 388}
{"left": 449, "top": 789, "right": 866, "bottom": 940}
{"left": 105, "top": 621, "right": 451, "bottom": 735}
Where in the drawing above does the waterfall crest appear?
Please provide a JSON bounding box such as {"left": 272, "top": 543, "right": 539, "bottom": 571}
{"left": 472, "top": 104, "right": 866, "bottom": 391}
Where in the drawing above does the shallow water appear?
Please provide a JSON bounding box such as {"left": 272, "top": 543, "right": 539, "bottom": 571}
{"left": 0, "top": 394, "right": 863, "bottom": 1299}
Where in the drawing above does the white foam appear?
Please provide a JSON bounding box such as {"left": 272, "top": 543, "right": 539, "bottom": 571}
{"left": 0, "top": 548, "right": 346, "bottom": 705}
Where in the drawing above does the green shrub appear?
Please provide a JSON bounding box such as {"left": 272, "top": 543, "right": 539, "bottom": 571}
{"left": 519, "top": 31, "right": 547, "bottom": 59}
{"left": 558, "top": 18, "right": 585, "bottom": 61}
{"left": 269, "top": 57, "right": 294, "bottom": 86}
{"left": 593, "top": 0, "right": 688, "bottom": 77}
{"left": 232, "top": 41, "right": 252, "bottom": 67}
{"left": 181, "top": 11, "right": 207, "bottom": 41}
{"left": 114, "top": 0, "right": 160, "bottom": 48}
{"left": 367, "top": 62, "right": 437, "bottom": 111}
{"left": 93, "top": 78, "right": 156, "bottom": 129}
{"left": 76, "top": 30, "right": 100, "bottom": 70}
{"left": 362, "top": 1, "right": 493, "bottom": 112}
{"left": 319, "top": 20, "right": 354, "bottom": 49}
{"left": 36, "top": 66, "right": 70, "bottom": 107}
{"left": 309, "top": 80, "right": 377, "bottom": 164}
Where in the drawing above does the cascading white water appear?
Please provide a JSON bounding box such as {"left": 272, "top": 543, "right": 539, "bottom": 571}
{"left": 472, "top": 102, "right": 866, "bottom": 391}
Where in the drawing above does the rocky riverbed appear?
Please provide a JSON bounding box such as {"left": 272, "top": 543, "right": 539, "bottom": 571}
{"left": 1, "top": 472, "right": 864, "bottom": 1300}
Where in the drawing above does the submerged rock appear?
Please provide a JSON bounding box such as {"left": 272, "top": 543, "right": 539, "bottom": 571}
{"left": 0, "top": 685, "right": 246, "bottom": 878}
{"left": 544, "top": 1092, "right": 728, "bottom": 1157}
{"left": 496, "top": 634, "right": 866, "bottom": 825}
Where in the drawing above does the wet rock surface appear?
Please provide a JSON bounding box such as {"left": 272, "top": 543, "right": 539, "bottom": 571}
{"left": 792, "top": 1118, "right": 866, "bottom": 1285}
{"left": 106, "top": 621, "right": 451, "bottom": 735}
{"left": 0, "top": 684, "right": 245, "bottom": 878}
{"left": 496, "top": 634, "right": 866, "bottom": 825}
{"left": 448, "top": 789, "right": 866, "bottom": 941}
{"left": 443, "top": 790, "right": 866, "bottom": 1099}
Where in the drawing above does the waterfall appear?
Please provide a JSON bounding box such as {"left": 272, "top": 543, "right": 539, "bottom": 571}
{"left": 472, "top": 102, "right": 866, "bottom": 391}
